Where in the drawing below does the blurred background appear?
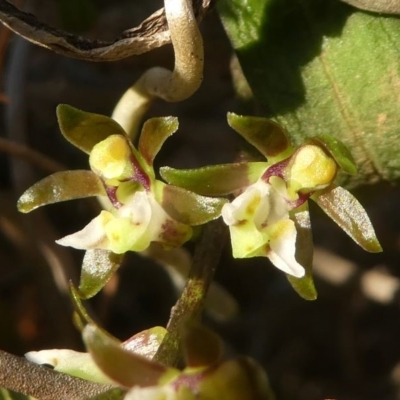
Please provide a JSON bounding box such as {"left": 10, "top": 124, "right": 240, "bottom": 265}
{"left": 1, "top": 1, "right": 400, "bottom": 399}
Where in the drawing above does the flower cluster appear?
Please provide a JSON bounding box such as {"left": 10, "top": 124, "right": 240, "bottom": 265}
{"left": 18, "top": 107, "right": 381, "bottom": 301}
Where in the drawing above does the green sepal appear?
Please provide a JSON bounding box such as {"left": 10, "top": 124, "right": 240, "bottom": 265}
{"left": 17, "top": 170, "right": 105, "bottom": 213}
{"left": 156, "top": 181, "right": 227, "bottom": 225}
{"left": 310, "top": 134, "right": 357, "bottom": 175}
{"left": 83, "top": 324, "right": 175, "bottom": 388}
{"left": 160, "top": 162, "right": 269, "bottom": 196}
{"left": 138, "top": 117, "right": 179, "bottom": 168}
{"left": 287, "top": 203, "right": 317, "bottom": 300}
{"left": 182, "top": 324, "right": 223, "bottom": 368}
{"left": 312, "top": 185, "right": 382, "bottom": 252}
{"left": 123, "top": 327, "right": 167, "bottom": 360}
{"left": 57, "top": 104, "right": 127, "bottom": 154}
{"left": 79, "top": 250, "right": 124, "bottom": 299}
{"left": 227, "top": 113, "right": 293, "bottom": 162}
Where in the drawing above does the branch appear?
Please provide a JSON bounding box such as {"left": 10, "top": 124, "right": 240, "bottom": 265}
{"left": 0, "top": 350, "right": 115, "bottom": 400}
{"left": 0, "top": 0, "right": 214, "bottom": 61}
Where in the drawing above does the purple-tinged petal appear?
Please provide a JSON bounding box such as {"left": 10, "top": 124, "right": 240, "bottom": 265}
{"left": 312, "top": 185, "right": 382, "bottom": 253}
{"left": 83, "top": 324, "right": 175, "bottom": 388}
{"left": 139, "top": 117, "right": 179, "bottom": 167}
{"left": 160, "top": 183, "right": 227, "bottom": 225}
{"left": 18, "top": 170, "right": 105, "bottom": 213}
{"left": 123, "top": 327, "right": 166, "bottom": 360}
{"left": 227, "top": 113, "right": 293, "bottom": 162}
{"left": 57, "top": 104, "right": 127, "bottom": 154}
{"left": 160, "top": 162, "right": 268, "bottom": 196}
{"left": 79, "top": 249, "right": 124, "bottom": 299}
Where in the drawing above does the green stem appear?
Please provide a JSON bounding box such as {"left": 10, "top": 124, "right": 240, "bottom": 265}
{"left": 154, "top": 218, "right": 227, "bottom": 367}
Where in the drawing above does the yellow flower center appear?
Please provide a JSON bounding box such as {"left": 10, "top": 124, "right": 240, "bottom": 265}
{"left": 89, "top": 135, "right": 131, "bottom": 181}
{"left": 287, "top": 145, "right": 337, "bottom": 194}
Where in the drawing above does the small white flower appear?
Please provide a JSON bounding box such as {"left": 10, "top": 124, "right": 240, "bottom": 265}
{"left": 221, "top": 177, "right": 305, "bottom": 278}
{"left": 57, "top": 190, "right": 191, "bottom": 254}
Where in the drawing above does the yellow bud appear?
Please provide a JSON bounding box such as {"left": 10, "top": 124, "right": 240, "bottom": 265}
{"left": 287, "top": 145, "right": 337, "bottom": 193}
{"left": 89, "top": 135, "right": 131, "bottom": 180}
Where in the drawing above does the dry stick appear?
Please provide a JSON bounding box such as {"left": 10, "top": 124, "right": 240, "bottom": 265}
{"left": 0, "top": 0, "right": 213, "bottom": 61}
{"left": 112, "top": 0, "right": 204, "bottom": 138}
{"left": 0, "top": 349, "right": 115, "bottom": 400}
{"left": 154, "top": 219, "right": 228, "bottom": 367}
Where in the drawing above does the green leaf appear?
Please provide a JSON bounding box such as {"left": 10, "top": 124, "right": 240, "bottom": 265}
{"left": 160, "top": 162, "right": 269, "bottom": 196}
{"left": 312, "top": 185, "right": 382, "bottom": 252}
{"left": 227, "top": 113, "right": 292, "bottom": 162}
{"left": 158, "top": 183, "right": 227, "bottom": 225}
{"left": 17, "top": 170, "right": 105, "bottom": 213}
{"left": 341, "top": 0, "right": 400, "bottom": 14}
{"left": 138, "top": 117, "right": 179, "bottom": 167}
{"left": 57, "top": 105, "right": 127, "bottom": 154}
{"left": 311, "top": 134, "right": 357, "bottom": 175}
{"left": 182, "top": 324, "right": 223, "bottom": 368}
{"left": 79, "top": 250, "right": 124, "bottom": 299}
{"left": 218, "top": 0, "right": 400, "bottom": 187}
{"left": 287, "top": 203, "right": 317, "bottom": 300}
{"left": 83, "top": 325, "right": 173, "bottom": 388}
{"left": 123, "top": 327, "right": 167, "bottom": 360}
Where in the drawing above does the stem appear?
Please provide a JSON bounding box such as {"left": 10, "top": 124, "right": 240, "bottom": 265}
{"left": 112, "top": 0, "right": 204, "bottom": 138}
{"left": 0, "top": 350, "right": 114, "bottom": 400}
{"left": 154, "top": 218, "right": 227, "bottom": 367}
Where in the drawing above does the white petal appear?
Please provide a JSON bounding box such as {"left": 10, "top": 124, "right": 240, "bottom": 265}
{"left": 267, "top": 219, "right": 305, "bottom": 278}
{"left": 25, "top": 349, "right": 112, "bottom": 384}
{"left": 222, "top": 181, "right": 271, "bottom": 226}
{"left": 56, "top": 211, "right": 112, "bottom": 250}
{"left": 265, "top": 177, "right": 291, "bottom": 225}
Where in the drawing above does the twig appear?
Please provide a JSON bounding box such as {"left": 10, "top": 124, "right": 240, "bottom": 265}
{"left": 0, "top": 349, "right": 114, "bottom": 400}
{"left": 153, "top": 219, "right": 228, "bottom": 367}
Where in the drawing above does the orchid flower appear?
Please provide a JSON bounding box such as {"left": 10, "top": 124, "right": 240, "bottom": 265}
{"left": 81, "top": 323, "right": 274, "bottom": 400}
{"left": 17, "top": 105, "right": 226, "bottom": 298}
{"left": 160, "top": 113, "right": 382, "bottom": 299}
